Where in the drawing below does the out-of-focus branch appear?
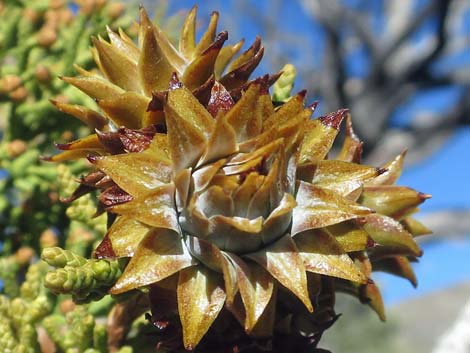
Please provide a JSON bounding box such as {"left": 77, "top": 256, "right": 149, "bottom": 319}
{"left": 300, "top": 0, "right": 468, "bottom": 163}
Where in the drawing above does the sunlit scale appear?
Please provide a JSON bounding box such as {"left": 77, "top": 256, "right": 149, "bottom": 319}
{"left": 48, "top": 6, "right": 431, "bottom": 352}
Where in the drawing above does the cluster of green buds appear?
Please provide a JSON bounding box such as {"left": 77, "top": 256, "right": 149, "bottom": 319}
{"left": 0, "top": 214, "right": 138, "bottom": 352}
{"left": 0, "top": 0, "right": 135, "bottom": 143}
{"left": 42, "top": 247, "right": 123, "bottom": 303}
{"left": 0, "top": 253, "right": 54, "bottom": 353}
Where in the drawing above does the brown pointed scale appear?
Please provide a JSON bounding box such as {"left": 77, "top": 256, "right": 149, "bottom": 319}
{"left": 199, "top": 113, "right": 238, "bottom": 166}
{"left": 92, "top": 37, "right": 140, "bottom": 92}
{"left": 224, "top": 82, "right": 265, "bottom": 143}
{"left": 295, "top": 229, "right": 367, "bottom": 283}
{"left": 73, "top": 64, "right": 96, "bottom": 77}
{"left": 184, "top": 236, "right": 238, "bottom": 305}
{"left": 110, "top": 184, "right": 179, "bottom": 231}
{"left": 106, "top": 26, "right": 140, "bottom": 62}
{"left": 301, "top": 160, "right": 384, "bottom": 197}
{"left": 214, "top": 39, "right": 245, "bottom": 78}
{"left": 227, "top": 138, "right": 284, "bottom": 166}
{"left": 55, "top": 134, "right": 102, "bottom": 152}
{"left": 258, "top": 113, "right": 308, "bottom": 157}
{"left": 247, "top": 234, "right": 313, "bottom": 313}
{"left": 401, "top": 216, "right": 432, "bottom": 237}
{"left": 361, "top": 282, "right": 386, "bottom": 321}
{"left": 164, "top": 102, "right": 208, "bottom": 172}
{"left": 167, "top": 86, "right": 215, "bottom": 135}
{"left": 226, "top": 254, "right": 274, "bottom": 332}
{"left": 89, "top": 144, "right": 172, "bottom": 197}
{"left": 249, "top": 285, "right": 277, "bottom": 338}
{"left": 225, "top": 36, "right": 261, "bottom": 75}
{"left": 179, "top": 5, "right": 197, "bottom": 58}
{"left": 206, "top": 81, "right": 235, "bottom": 118}
{"left": 326, "top": 221, "right": 371, "bottom": 252}
{"left": 336, "top": 114, "right": 363, "bottom": 163}
{"left": 366, "top": 150, "right": 407, "bottom": 186}
{"left": 50, "top": 100, "right": 108, "bottom": 130}
{"left": 98, "top": 216, "right": 150, "bottom": 258}
{"left": 363, "top": 214, "right": 422, "bottom": 258}
{"left": 299, "top": 109, "right": 348, "bottom": 164}
{"left": 373, "top": 256, "right": 418, "bottom": 287}
{"left": 262, "top": 90, "right": 307, "bottom": 130}
{"left": 110, "top": 228, "right": 197, "bottom": 295}
{"left": 177, "top": 265, "right": 226, "bottom": 350}
{"left": 359, "top": 186, "right": 430, "bottom": 220}
{"left": 97, "top": 92, "right": 150, "bottom": 129}
{"left": 43, "top": 149, "right": 96, "bottom": 163}
{"left": 61, "top": 75, "right": 124, "bottom": 100}
{"left": 140, "top": 7, "right": 185, "bottom": 73}
{"left": 292, "top": 181, "right": 373, "bottom": 236}
{"left": 183, "top": 31, "right": 228, "bottom": 90}
{"left": 219, "top": 46, "right": 264, "bottom": 91}
{"left": 138, "top": 19, "right": 177, "bottom": 95}
{"left": 194, "top": 11, "right": 219, "bottom": 55}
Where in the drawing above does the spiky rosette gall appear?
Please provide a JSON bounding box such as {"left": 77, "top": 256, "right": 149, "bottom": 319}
{"left": 43, "top": 6, "right": 431, "bottom": 352}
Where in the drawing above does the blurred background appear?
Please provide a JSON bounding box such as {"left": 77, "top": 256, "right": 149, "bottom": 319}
{"left": 146, "top": 1, "right": 470, "bottom": 352}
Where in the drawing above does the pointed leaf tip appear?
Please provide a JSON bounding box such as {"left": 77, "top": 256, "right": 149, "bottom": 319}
{"left": 320, "top": 109, "right": 348, "bottom": 130}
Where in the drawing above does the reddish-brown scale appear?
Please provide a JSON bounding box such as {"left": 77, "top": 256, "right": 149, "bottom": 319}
{"left": 257, "top": 74, "right": 272, "bottom": 95}
{"left": 60, "top": 184, "right": 95, "bottom": 203}
{"left": 376, "top": 168, "right": 388, "bottom": 176}
{"left": 155, "top": 123, "right": 167, "bottom": 133}
{"left": 96, "top": 130, "right": 125, "bottom": 154}
{"left": 169, "top": 73, "right": 183, "bottom": 90}
{"left": 230, "top": 71, "right": 282, "bottom": 102}
{"left": 192, "top": 75, "right": 215, "bottom": 106}
{"left": 366, "top": 237, "right": 378, "bottom": 248}
{"left": 244, "top": 36, "right": 262, "bottom": 56}
{"left": 418, "top": 192, "right": 432, "bottom": 200}
{"left": 201, "top": 31, "right": 228, "bottom": 55}
{"left": 295, "top": 89, "right": 307, "bottom": 100}
{"left": 118, "top": 125, "right": 157, "bottom": 153}
{"left": 87, "top": 155, "right": 98, "bottom": 164}
{"left": 94, "top": 175, "right": 114, "bottom": 189}
{"left": 220, "top": 43, "right": 264, "bottom": 90}
{"left": 147, "top": 91, "right": 166, "bottom": 112}
{"left": 307, "top": 100, "right": 318, "bottom": 112}
{"left": 99, "top": 185, "right": 133, "bottom": 207}
{"left": 207, "top": 81, "right": 235, "bottom": 117}
{"left": 78, "top": 170, "right": 107, "bottom": 186}
{"left": 54, "top": 142, "right": 72, "bottom": 150}
{"left": 93, "top": 234, "right": 116, "bottom": 259}
{"left": 320, "top": 109, "right": 349, "bottom": 130}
